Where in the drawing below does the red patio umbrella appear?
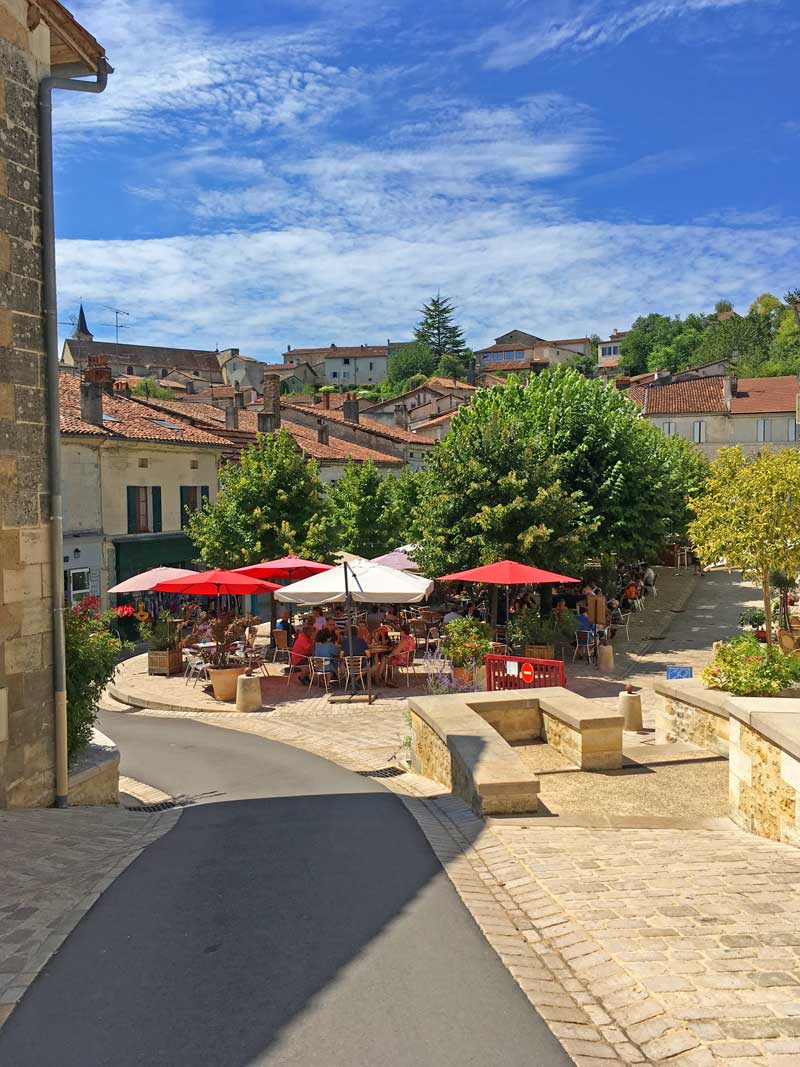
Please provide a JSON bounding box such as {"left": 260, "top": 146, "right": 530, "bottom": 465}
{"left": 152, "top": 569, "right": 281, "bottom": 596}
{"left": 234, "top": 556, "right": 333, "bottom": 583}
{"left": 436, "top": 560, "right": 580, "bottom": 585}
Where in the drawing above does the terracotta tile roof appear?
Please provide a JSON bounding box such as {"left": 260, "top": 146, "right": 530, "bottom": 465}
{"left": 129, "top": 396, "right": 402, "bottom": 465}
{"left": 477, "top": 359, "right": 531, "bottom": 371}
{"left": 625, "top": 385, "right": 646, "bottom": 408}
{"left": 64, "top": 338, "right": 221, "bottom": 374}
{"left": 414, "top": 410, "right": 456, "bottom": 429}
{"left": 114, "top": 375, "right": 186, "bottom": 391}
{"left": 59, "top": 374, "right": 229, "bottom": 447}
{"left": 730, "top": 376, "right": 799, "bottom": 414}
{"left": 283, "top": 345, "right": 396, "bottom": 361}
{"left": 477, "top": 343, "right": 533, "bottom": 354}
{"left": 425, "top": 377, "right": 476, "bottom": 391}
{"left": 641, "top": 377, "right": 727, "bottom": 415}
{"left": 551, "top": 337, "right": 590, "bottom": 346}
{"left": 281, "top": 401, "right": 433, "bottom": 445}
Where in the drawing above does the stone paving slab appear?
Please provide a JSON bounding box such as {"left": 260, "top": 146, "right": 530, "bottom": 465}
{"left": 0, "top": 806, "right": 179, "bottom": 1030}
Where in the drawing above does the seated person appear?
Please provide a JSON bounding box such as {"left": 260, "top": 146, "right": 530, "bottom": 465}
{"left": 443, "top": 607, "right": 462, "bottom": 625}
{"left": 575, "top": 603, "right": 595, "bottom": 635}
{"left": 387, "top": 625, "right": 415, "bottom": 684}
{"left": 290, "top": 623, "right": 316, "bottom": 682}
{"left": 342, "top": 626, "right": 368, "bottom": 658}
{"left": 606, "top": 599, "right": 623, "bottom": 636}
{"left": 314, "top": 628, "right": 341, "bottom": 675}
{"left": 312, "top": 608, "right": 326, "bottom": 631}
{"left": 357, "top": 621, "right": 372, "bottom": 644}
{"left": 621, "top": 580, "right": 638, "bottom": 608}
{"left": 465, "top": 602, "right": 481, "bottom": 619}
{"left": 553, "top": 598, "right": 568, "bottom": 617}
{"left": 366, "top": 609, "right": 383, "bottom": 632}
{"left": 274, "top": 610, "right": 296, "bottom": 643}
{"left": 643, "top": 565, "right": 656, "bottom": 587}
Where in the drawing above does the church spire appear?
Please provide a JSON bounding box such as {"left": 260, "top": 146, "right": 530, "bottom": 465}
{"left": 72, "top": 303, "right": 93, "bottom": 341}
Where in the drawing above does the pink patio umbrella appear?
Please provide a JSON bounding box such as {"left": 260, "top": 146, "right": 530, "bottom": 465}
{"left": 108, "top": 566, "right": 196, "bottom": 595}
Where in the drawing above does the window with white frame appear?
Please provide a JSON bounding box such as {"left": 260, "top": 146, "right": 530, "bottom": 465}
{"left": 692, "top": 420, "right": 706, "bottom": 444}
{"left": 662, "top": 421, "right": 677, "bottom": 436}
{"left": 757, "top": 418, "right": 771, "bottom": 443}
{"left": 67, "top": 568, "right": 91, "bottom": 605}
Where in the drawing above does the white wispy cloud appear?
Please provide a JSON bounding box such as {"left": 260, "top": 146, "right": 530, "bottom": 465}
{"left": 481, "top": 0, "right": 762, "bottom": 70}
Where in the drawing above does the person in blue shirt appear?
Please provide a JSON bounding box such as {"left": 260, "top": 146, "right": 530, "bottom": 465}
{"left": 274, "top": 610, "right": 296, "bottom": 642}
{"left": 314, "top": 628, "right": 341, "bottom": 675}
{"left": 575, "top": 604, "right": 595, "bottom": 634}
{"left": 341, "top": 626, "right": 367, "bottom": 658}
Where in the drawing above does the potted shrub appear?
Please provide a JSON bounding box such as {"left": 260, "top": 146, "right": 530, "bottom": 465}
{"left": 507, "top": 608, "right": 577, "bottom": 660}
{"left": 702, "top": 634, "right": 800, "bottom": 696}
{"left": 144, "top": 617, "right": 183, "bottom": 676}
{"left": 197, "top": 613, "right": 261, "bottom": 700}
{"left": 738, "top": 607, "right": 767, "bottom": 642}
{"left": 439, "top": 616, "right": 493, "bottom": 687}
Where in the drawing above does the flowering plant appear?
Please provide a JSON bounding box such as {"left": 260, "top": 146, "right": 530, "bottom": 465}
{"left": 438, "top": 616, "right": 493, "bottom": 669}
{"left": 115, "top": 604, "right": 135, "bottom": 618}
{"left": 702, "top": 634, "right": 800, "bottom": 696}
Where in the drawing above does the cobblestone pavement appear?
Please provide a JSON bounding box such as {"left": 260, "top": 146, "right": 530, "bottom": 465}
{"left": 0, "top": 806, "right": 179, "bottom": 1029}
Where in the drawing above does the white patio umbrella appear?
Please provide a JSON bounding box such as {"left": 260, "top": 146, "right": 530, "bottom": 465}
{"left": 276, "top": 560, "right": 433, "bottom": 700}
{"left": 275, "top": 559, "right": 432, "bottom": 606}
{"left": 108, "top": 566, "right": 195, "bottom": 594}
{"left": 370, "top": 547, "right": 421, "bottom": 572}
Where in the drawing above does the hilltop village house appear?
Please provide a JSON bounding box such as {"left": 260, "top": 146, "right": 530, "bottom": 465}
{"left": 474, "top": 330, "right": 591, "bottom": 377}
{"left": 281, "top": 340, "right": 414, "bottom": 387}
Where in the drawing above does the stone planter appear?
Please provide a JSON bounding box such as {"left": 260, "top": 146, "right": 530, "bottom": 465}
{"left": 209, "top": 666, "right": 247, "bottom": 701}
{"left": 147, "top": 648, "right": 183, "bottom": 677}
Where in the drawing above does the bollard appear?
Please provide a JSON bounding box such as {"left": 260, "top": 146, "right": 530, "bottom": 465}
{"left": 619, "top": 685, "right": 643, "bottom": 732}
{"left": 596, "top": 643, "right": 614, "bottom": 673}
{"left": 236, "top": 673, "right": 262, "bottom": 713}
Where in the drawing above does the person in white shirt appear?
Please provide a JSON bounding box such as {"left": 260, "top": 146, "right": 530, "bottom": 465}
{"left": 643, "top": 566, "right": 656, "bottom": 587}
{"left": 443, "top": 609, "right": 462, "bottom": 625}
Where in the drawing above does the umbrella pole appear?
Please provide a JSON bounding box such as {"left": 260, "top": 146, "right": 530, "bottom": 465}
{"left": 344, "top": 562, "right": 356, "bottom": 700}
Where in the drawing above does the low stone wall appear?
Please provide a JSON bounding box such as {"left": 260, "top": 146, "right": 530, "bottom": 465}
{"left": 409, "top": 694, "right": 541, "bottom": 816}
{"left": 68, "top": 728, "right": 120, "bottom": 806}
{"left": 727, "top": 701, "right": 800, "bottom": 846}
{"left": 654, "top": 679, "right": 730, "bottom": 756}
{"left": 537, "top": 691, "right": 624, "bottom": 771}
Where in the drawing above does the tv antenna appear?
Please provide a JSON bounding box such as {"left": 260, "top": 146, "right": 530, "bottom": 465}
{"left": 102, "top": 304, "right": 131, "bottom": 345}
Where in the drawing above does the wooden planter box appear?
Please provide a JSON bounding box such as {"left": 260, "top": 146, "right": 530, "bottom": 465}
{"left": 147, "top": 648, "right": 183, "bottom": 676}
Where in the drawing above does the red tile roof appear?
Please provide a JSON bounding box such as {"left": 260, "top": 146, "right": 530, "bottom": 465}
{"left": 425, "top": 377, "right": 476, "bottom": 391}
{"left": 477, "top": 343, "right": 532, "bottom": 354}
{"left": 114, "top": 375, "right": 186, "bottom": 391}
{"left": 281, "top": 401, "right": 433, "bottom": 446}
{"left": 730, "top": 376, "right": 799, "bottom": 414}
{"left": 626, "top": 385, "right": 646, "bottom": 409}
{"left": 283, "top": 345, "right": 401, "bottom": 361}
{"left": 59, "top": 374, "right": 228, "bottom": 447}
{"left": 641, "top": 377, "right": 727, "bottom": 415}
{"left": 130, "top": 396, "right": 402, "bottom": 465}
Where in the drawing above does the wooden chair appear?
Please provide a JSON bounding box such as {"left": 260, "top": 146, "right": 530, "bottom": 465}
{"left": 272, "top": 627, "right": 289, "bottom": 662}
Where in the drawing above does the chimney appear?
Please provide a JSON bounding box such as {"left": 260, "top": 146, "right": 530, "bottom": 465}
{"left": 322, "top": 390, "right": 331, "bottom": 410}
{"left": 234, "top": 388, "right": 245, "bottom": 410}
{"left": 258, "top": 371, "right": 281, "bottom": 433}
{"left": 225, "top": 402, "right": 239, "bottom": 430}
{"left": 393, "top": 404, "right": 409, "bottom": 429}
{"left": 317, "top": 419, "right": 329, "bottom": 445}
{"left": 342, "top": 392, "right": 360, "bottom": 423}
{"left": 80, "top": 354, "right": 111, "bottom": 426}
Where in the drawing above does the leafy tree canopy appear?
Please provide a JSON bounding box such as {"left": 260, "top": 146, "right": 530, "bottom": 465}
{"left": 412, "top": 368, "right": 706, "bottom": 577}
{"left": 187, "top": 430, "right": 325, "bottom": 567}
{"left": 304, "top": 460, "right": 402, "bottom": 560}
{"left": 689, "top": 447, "right": 800, "bottom": 646}
{"left": 130, "top": 376, "right": 175, "bottom": 399}
{"left": 387, "top": 340, "right": 437, "bottom": 383}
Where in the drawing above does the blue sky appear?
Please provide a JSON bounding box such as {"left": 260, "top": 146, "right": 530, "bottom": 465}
{"left": 55, "top": 0, "right": 799, "bottom": 359}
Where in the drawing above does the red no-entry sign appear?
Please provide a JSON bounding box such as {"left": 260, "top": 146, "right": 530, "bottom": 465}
{"left": 520, "top": 662, "right": 535, "bottom": 684}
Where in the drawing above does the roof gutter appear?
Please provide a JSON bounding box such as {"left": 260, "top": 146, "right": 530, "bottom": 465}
{"left": 39, "top": 58, "right": 111, "bottom": 808}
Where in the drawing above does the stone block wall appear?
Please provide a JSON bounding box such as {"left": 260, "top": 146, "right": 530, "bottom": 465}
{"left": 0, "top": 2, "right": 55, "bottom": 807}
{"left": 655, "top": 690, "right": 730, "bottom": 756}
{"left": 729, "top": 718, "right": 800, "bottom": 846}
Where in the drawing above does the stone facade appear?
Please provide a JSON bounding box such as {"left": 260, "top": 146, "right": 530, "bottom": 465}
{"left": 0, "top": 2, "right": 55, "bottom": 807}
{"left": 655, "top": 688, "right": 730, "bottom": 756}
{"left": 729, "top": 716, "right": 800, "bottom": 846}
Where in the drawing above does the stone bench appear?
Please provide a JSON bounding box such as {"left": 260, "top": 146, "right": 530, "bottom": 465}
{"left": 408, "top": 689, "right": 624, "bottom": 816}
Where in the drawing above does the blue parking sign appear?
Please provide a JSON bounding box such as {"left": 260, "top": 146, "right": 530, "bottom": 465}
{"left": 666, "top": 666, "right": 693, "bottom": 680}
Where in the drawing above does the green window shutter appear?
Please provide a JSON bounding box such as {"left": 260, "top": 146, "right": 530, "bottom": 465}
{"left": 127, "top": 486, "right": 137, "bottom": 534}
{"left": 200, "top": 485, "right": 209, "bottom": 506}
{"left": 180, "top": 486, "right": 189, "bottom": 530}
{"left": 151, "top": 486, "right": 162, "bottom": 533}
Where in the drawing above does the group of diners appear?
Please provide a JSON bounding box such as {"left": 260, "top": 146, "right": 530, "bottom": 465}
{"left": 278, "top": 607, "right": 416, "bottom": 687}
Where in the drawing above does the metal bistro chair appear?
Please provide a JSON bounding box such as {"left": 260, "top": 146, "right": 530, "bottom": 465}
{"left": 573, "top": 630, "right": 596, "bottom": 664}
{"left": 389, "top": 647, "right": 416, "bottom": 688}
{"left": 285, "top": 653, "right": 310, "bottom": 686}
{"left": 307, "top": 655, "right": 337, "bottom": 693}
{"left": 183, "top": 650, "right": 210, "bottom": 687}
{"left": 620, "top": 613, "right": 632, "bottom": 640}
{"left": 342, "top": 655, "right": 369, "bottom": 692}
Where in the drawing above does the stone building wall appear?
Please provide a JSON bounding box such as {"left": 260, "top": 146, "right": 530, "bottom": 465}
{"left": 729, "top": 717, "right": 800, "bottom": 847}
{"left": 0, "top": 2, "right": 55, "bottom": 807}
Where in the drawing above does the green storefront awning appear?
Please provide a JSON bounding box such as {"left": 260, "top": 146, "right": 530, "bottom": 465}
{"left": 114, "top": 534, "right": 199, "bottom": 584}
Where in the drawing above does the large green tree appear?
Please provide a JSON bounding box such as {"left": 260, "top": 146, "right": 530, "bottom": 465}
{"left": 386, "top": 341, "right": 437, "bottom": 384}
{"left": 414, "top": 294, "right": 466, "bottom": 365}
{"left": 618, "top": 313, "right": 683, "bottom": 375}
{"left": 690, "top": 447, "right": 800, "bottom": 647}
{"left": 303, "top": 460, "right": 399, "bottom": 559}
{"left": 412, "top": 368, "right": 706, "bottom": 576}
{"left": 187, "top": 430, "right": 325, "bottom": 567}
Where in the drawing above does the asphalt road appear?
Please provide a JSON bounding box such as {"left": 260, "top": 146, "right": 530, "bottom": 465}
{"left": 0, "top": 713, "right": 572, "bottom": 1067}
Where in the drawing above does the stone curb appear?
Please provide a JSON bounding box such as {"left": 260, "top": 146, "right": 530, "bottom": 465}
{"left": 0, "top": 807, "right": 181, "bottom": 1033}
{"left": 118, "top": 776, "right": 175, "bottom": 808}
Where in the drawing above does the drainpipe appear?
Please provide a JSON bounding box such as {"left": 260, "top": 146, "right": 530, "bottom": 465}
{"left": 39, "top": 60, "right": 111, "bottom": 808}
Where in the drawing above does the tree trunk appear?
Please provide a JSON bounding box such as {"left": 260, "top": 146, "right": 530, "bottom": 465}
{"left": 762, "top": 571, "right": 772, "bottom": 648}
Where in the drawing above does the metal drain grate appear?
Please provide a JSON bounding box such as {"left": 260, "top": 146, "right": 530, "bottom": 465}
{"left": 355, "top": 766, "right": 407, "bottom": 779}
{"left": 125, "top": 800, "right": 177, "bottom": 813}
